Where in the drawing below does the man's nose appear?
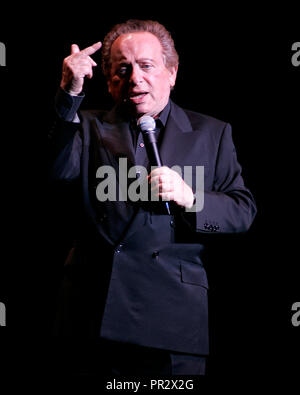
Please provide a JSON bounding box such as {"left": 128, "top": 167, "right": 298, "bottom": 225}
{"left": 129, "top": 65, "right": 143, "bottom": 85}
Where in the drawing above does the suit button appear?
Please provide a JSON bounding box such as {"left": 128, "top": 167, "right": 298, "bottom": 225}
{"left": 152, "top": 251, "right": 159, "bottom": 259}
{"left": 170, "top": 220, "right": 175, "bottom": 228}
{"left": 115, "top": 243, "right": 124, "bottom": 253}
{"left": 99, "top": 213, "right": 107, "bottom": 222}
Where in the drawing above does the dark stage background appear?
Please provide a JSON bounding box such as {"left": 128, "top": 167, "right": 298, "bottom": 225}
{"left": 1, "top": 5, "right": 299, "bottom": 388}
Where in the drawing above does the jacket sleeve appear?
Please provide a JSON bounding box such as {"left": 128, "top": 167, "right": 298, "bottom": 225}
{"left": 185, "top": 123, "right": 257, "bottom": 234}
{"left": 48, "top": 89, "right": 84, "bottom": 181}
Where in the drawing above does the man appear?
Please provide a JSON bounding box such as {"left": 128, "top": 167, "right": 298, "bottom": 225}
{"left": 49, "top": 19, "right": 256, "bottom": 376}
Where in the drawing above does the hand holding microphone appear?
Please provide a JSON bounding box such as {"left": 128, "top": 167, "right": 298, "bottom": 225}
{"left": 137, "top": 116, "right": 194, "bottom": 213}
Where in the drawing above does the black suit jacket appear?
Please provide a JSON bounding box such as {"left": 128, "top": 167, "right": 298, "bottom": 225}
{"left": 49, "top": 98, "right": 256, "bottom": 355}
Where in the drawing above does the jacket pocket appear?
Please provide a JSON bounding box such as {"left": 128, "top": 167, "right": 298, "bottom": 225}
{"left": 180, "top": 260, "right": 209, "bottom": 289}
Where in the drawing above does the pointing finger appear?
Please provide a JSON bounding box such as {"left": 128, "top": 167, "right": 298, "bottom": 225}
{"left": 81, "top": 41, "right": 102, "bottom": 56}
{"left": 71, "top": 44, "right": 80, "bottom": 54}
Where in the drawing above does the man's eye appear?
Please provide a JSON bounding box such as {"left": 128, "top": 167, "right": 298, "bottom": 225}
{"left": 141, "top": 64, "right": 152, "bottom": 70}
{"left": 118, "top": 67, "right": 128, "bottom": 75}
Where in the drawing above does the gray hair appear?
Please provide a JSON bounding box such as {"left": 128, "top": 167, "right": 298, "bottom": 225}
{"left": 101, "top": 19, "right": 179, "bottom": 78}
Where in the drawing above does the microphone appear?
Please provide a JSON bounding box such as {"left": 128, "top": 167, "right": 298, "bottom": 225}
{"left": 137, "top": 115, "right": 170, "bottom": 215}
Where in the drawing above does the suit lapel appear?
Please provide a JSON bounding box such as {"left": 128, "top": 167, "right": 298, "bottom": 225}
{"left": 160, "top": 101, "right": 194, "bottom": 168}
{"left": 94, "top": 106, "right": 136, "bottom": 172}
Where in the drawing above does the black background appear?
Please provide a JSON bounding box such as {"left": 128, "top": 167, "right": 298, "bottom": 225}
{"left": 1, "top": 4, "right": 299, "bottom": 388}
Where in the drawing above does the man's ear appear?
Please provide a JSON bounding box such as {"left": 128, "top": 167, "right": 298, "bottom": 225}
{"left": 169, "top": 65, "right": 178, "bottom": 88}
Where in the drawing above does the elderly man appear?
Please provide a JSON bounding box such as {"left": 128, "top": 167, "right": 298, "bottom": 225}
{"left": 49, "top": 19, "right": 256, "bottom": 376}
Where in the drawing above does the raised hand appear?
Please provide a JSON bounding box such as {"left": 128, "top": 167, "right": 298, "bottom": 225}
{"left": 60, "top": 41, "right": 102, "bottom": 96}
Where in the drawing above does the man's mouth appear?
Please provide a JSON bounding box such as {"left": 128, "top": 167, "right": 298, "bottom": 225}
{"left": 128, "top": 92, "right": 148, "bottom": 104}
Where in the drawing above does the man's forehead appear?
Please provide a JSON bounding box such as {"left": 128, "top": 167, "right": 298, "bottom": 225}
{"left": 111, "top": 32, "right": 163, "bottom": 60}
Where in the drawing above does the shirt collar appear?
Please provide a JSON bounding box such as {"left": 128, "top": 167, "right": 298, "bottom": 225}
{"left": 154, "top": 99, "right": 171, "bottom": 128}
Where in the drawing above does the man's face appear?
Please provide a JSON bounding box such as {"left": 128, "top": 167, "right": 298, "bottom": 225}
{"left": 107, "top": 32, "right": 177, "bottom": 118}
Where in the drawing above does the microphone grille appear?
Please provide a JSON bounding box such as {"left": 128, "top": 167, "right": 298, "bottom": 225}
{"left": 137, "top": 115, "right": 156, "bottom": 131}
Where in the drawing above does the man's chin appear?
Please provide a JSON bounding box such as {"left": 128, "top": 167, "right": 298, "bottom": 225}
{"left": 123, "top": 99, "right": 158, "bottom": 118}
{"left": 129, "top": 102, "right": 150, "bottom": 118}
